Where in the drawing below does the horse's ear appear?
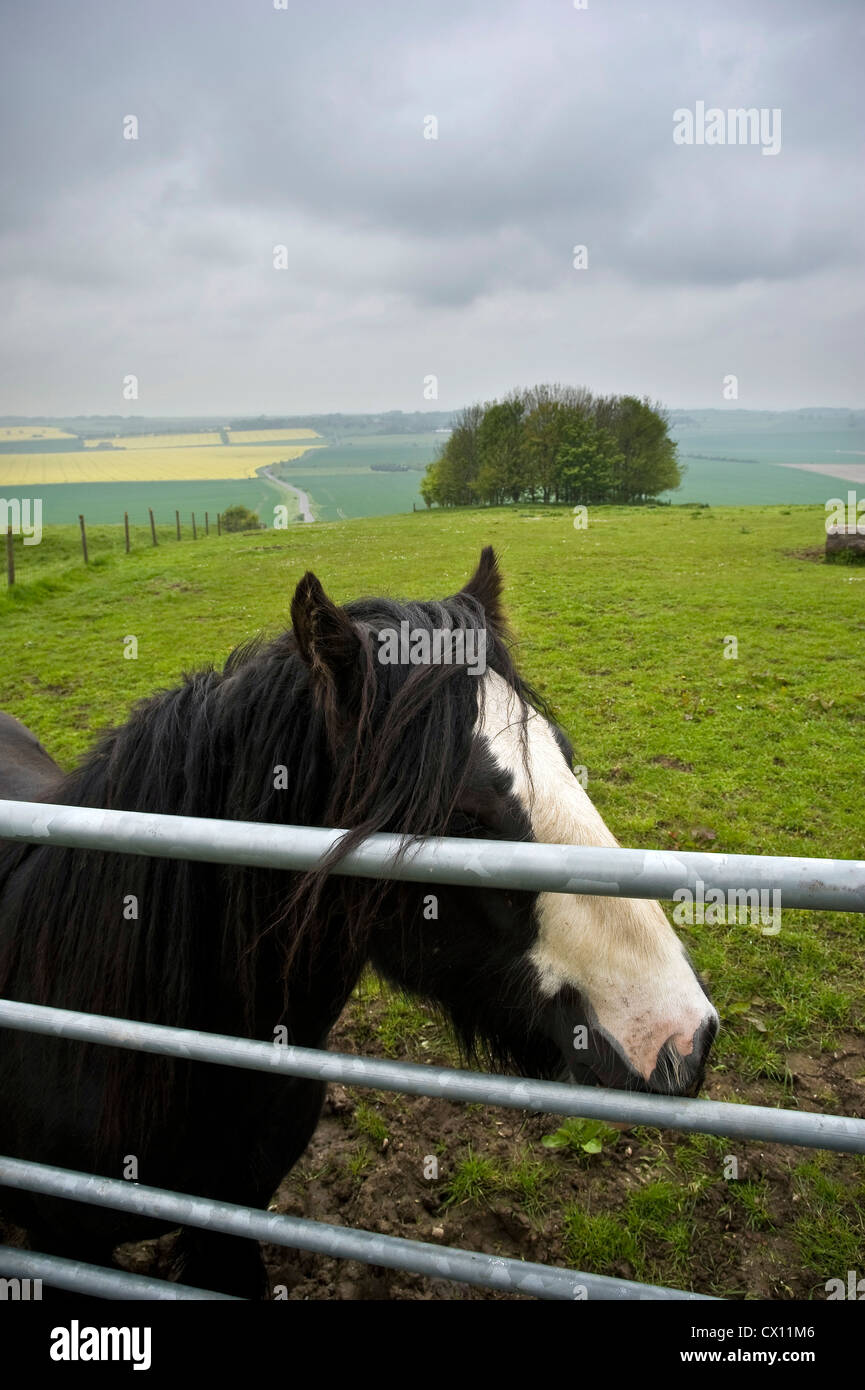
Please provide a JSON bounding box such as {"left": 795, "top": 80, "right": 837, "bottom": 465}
{"left": 459, "top": 546, "right": 504, "bottom": 629}
{"left": 291, "top": 572, "right": 360, "bottom": 701}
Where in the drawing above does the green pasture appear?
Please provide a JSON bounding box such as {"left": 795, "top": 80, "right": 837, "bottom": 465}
{"left": 1, "top": 502, "right": 862, "bottom": 1296}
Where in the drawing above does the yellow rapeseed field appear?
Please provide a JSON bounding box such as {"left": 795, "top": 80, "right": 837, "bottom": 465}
{"left": 0, "top": 444, "right": 320, "bottom": 486}
{"left": 0, "top": 426, "right": 77, "bottom": 441}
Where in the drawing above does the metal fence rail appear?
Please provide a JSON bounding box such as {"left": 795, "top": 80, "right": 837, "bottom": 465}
{"left": 0, "top": 1157, "right": 711, "bottom": 1302}
{"left": 1, "top": 798, "right": 863, "bottom": 1301}
{"left": 2, "top": 799, "right": 864, "bottom": 910}
{"left": 0, "top": 1246, "right": 238, "bottom": 1301}
{"left": 2, "top": 1000, "right": 864, "bottom": 1154}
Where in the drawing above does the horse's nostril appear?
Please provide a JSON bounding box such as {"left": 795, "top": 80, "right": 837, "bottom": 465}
{"left": 649, "top": 1018, "right": 717, "bottom": 1097}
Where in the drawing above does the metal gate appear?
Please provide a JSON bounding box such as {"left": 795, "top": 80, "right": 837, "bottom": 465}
{"left": 1, "top": 798, "right": 863, "bottom": 1301}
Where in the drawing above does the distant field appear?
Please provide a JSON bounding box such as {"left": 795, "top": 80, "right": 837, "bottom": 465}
{"left": 79, "top": 429, "right": 320, "bottom": 449}
{"left": 665, "top": 455, "right": 856, "bottom": 505}
{"left": 0, "top": 443, "right": 320, "bottom": 488}
{"left": 227, "top": 428, "right": 320, "bottom": 444}
{"left": 310, "top": 432, "right": 445, "bottom": 453}
{"left": 0, "top": 477, "right": 293, "bottom": 528}
{"left": 0, "top": 425, "right": 76, "bottom": 441}
{"left": 4, "top": 417, "right": 863, "bottom": 521}
{"left": 665, "top": 423, "right": 864, "bottom": 504}
{"left": 269, "top": 432, "right": 437, "bottom": 519}
{"left": 83, "top": 432, "right": 224, "bottom": 450}
{"left": 276, "top": 469, "right": 423, "bottom": 520}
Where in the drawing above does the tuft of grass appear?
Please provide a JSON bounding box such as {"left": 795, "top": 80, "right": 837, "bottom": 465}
{"left": 792, "top": 1159, "right": 865, "bottom": 1276}
{"left": 563, "top": 1206, "right": 639, "bottom": 1271}
{"left": 728, "top": 1178, "right": 776, "bottom": 1231}
{"left": 353, "top": 1101, "right": 388, "bottom": 1147}
{"left": 377, "top": 994, "right": 433, "bottom": 1057}
{"left": 345, "top": 1143, "right": 372, "bottom": 1181}
{"left": 625, "top": 1181, "right": 697, "bottom": 1278}
{"left": 497, "top": 1157, "right": 552, "bottom": 1219}
{"left": 440, "top": 1150, "right": 502, "bottom": 1208}
{"left": 564, "top": 1180, "right": 708, "bottom": 1285}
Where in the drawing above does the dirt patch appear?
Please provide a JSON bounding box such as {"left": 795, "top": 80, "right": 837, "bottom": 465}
{"left": 785, "top": 547, "right": 826, "bottom": 563}
{"left": 651, "top": 755, "right": 694, "bottom": 772}
{"left": 143, "top": 578, "right": 202, "bottom": 594}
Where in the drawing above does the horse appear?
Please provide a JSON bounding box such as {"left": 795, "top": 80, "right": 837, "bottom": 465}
{"left": 0, "top": 548, "right": 718, "bottom": 1297}
{"left": 0, "top": 712, "right": 62, "bottom": 802}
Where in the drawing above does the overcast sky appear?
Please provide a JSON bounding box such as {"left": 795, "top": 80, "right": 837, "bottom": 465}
{"left": 1, "top": 0, "right": 862, "bottom": 416}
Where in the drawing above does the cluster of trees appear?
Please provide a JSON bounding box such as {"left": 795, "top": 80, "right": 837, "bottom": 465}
{"left": 419, "top": 385, "right": 682, "bottom": 508}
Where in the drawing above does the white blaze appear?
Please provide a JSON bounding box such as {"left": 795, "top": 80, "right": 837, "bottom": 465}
{"left": 477, "top": 672, "right": 717, "bottom": 1081}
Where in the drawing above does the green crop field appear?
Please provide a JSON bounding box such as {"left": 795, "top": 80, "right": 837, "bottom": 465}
{"left": 0, "top": 476, "right": 294, "bottom": 528}
{"left": 665, "top": 455, "right": 854, "bottom": 506}
{"left": 1, "top": 503, "right": 863, "bottom": 1298}
{"left": 271, "top": 468, "right": 424, "bottom": 520}
{"left": 666, "top": 421, "right": 864, "bottom": 505}
{"left": 270, "top": 431, "right": 438, "bottom": 519}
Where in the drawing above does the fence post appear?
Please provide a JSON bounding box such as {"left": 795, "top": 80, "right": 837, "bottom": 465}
{"left": 191, "top": 513, "right": 197, "bottom": 540}
{"left": 175, "top": 510, "right": 181, "bottom": 541}
{"left": 205, "top": 511, "right": 209, "bottom": 536}
{"left": 149, "top": 509, "right": 158, "bottom": 547}
{"left": 124, "top": 512, "right": 130, "bottom": 554}
{"left": 79, "top": 515, "right": 88, "bottom": 565}
{"left": 5, "top": 527, "right": 13, "bottom": 588}
{"left": 217, "top": 513, "right": 222, "bottom": 536}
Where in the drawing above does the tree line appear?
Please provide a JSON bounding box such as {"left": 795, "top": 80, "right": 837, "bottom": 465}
{"left": 419, "top": 384, "right": 682, "bottom": 508}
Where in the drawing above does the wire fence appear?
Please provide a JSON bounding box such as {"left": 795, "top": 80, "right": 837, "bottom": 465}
{"left": 1, "top": 798, "right": 863, "bottom": 1301}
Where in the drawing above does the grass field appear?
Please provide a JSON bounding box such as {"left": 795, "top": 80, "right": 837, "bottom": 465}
{"left": 1, "top": 503, "right": 862, "bottom": 1297}
{"left": 0, "top": 443, "right": 320, "bottom": 487}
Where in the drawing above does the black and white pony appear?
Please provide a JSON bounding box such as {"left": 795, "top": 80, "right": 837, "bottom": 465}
{"left": 0, "top": 549, "right": 717, "bottom": 1297}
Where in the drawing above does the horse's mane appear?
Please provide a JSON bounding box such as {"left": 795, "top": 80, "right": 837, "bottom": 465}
{"left": 0, "top": 588, "right": 546, "bottom": 1150}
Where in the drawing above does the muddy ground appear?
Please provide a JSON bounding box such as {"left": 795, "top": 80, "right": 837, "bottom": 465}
{"left": 248, "top": 998, "right": 864, "bottom": 1301}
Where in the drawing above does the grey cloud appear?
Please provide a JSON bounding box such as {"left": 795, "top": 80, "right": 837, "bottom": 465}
{"left": 0, "top": 0, "right": 862, "bottom": 412}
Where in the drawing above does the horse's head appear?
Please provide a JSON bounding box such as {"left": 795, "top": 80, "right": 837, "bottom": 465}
{"left": 290, "top": 548, "right": 717, "bottom": 1097}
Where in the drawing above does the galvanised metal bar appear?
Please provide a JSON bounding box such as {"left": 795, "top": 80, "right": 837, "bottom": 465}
{"left": 0, "top": 1157, "right": 712, "bottom": 1301}
{"left": 1, "top": 799, "right": 864, "bottom": 911}
{"left": 0, "top": 1246, "right": 239, "bottom": 1301}
{"left": 3, "top": 999, "right": 864, "bottom": 1154}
